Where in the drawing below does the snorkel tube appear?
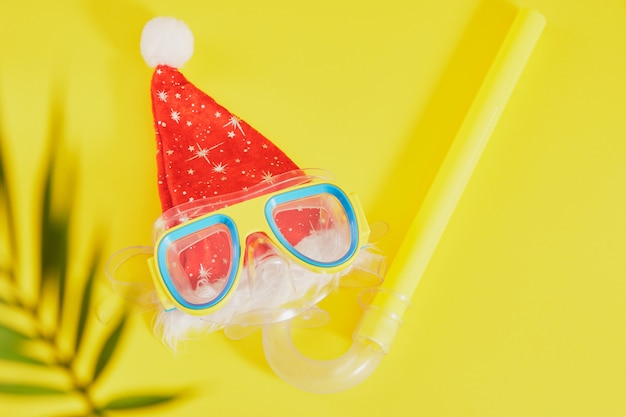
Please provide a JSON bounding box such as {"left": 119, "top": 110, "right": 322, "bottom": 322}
{"left": 262, "top": 8, "right": 545, "bottom": 394}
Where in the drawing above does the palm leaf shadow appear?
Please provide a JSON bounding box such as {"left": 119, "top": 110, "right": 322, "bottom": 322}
{"left": 0, "top": 91, "right": 187, "bottom": 416}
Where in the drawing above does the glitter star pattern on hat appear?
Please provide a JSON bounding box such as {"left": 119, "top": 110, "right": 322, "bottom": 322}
{"left": 141, "top": 16, "right": 300, "bottom": 212}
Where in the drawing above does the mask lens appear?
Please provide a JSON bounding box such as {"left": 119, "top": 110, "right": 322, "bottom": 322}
{"left": 271, "top": 192, "right": 355, "bottom": 264}
{"left": 163, "top": 221, "right": 236, "bottom": 306}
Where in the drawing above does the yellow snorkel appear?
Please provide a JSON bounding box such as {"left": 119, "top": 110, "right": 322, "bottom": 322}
{"left": 262, "top": 8, "right": 546, "bottom": 393}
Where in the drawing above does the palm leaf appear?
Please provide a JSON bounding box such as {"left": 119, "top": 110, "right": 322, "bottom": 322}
{"left": 0, "top": 88, "right": 6, "bottom": 191}
{"left": 99, "top": 393, "right": 181, "bottom": 411}
{"left": 38, "top": 97, "right": 76, "bottom": 331}
{"left": 39, "top": 98, "right": 61, "bottom": 283}
{"left": 0, "top": 383, "right": 67, "bottom": 395}
{"left": 0, "top": 101, "right": 17, "bottom": 282}
{"left": 0, "top": 125, "right": 5, "bottom": 188}
{"left": 39, "top": 146, "right": 71, "bottom": 316}
{"left": 74, "top": 243, "right": 101, "bottom": 355}
{"left": 46, "top": 414, "right": 97, "bottom": 417}
{"left": 0, "top": 322, "right": 31, "bottom": 341}
{"left": 92, "top": 315, "right": 126, "bottom": 382}
{"left": 0, "top": 265, "right": 14, "bottom": 281}
{"left": 0, "top": 322, "right": 48, "bottom": 366}
{"left": 0, "top": 86, "right": 188, "bottom": 416}
{"left": 0, "top": 141, "right": 11, "bottom": 243}
{"left": 0, "top": 281, "right": 11, "bottom": 303}
{"left": 0, "top": 348, "right": 48, "bottom": 366}
{"left": 39, "top": 141, "right": 55, "bottom": 280}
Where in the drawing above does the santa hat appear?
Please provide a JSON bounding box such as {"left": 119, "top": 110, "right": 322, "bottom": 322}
{"left": 140, "top": 17, "right": 300, "bottom": 212}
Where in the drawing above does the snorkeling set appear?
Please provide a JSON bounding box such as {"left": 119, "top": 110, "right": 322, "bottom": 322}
{"left": 108, "top": 9, "right": 545, "bottom": 393}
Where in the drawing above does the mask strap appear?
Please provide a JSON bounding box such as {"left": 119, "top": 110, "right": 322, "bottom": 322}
{"left": 105, "top": 246, "right": 158, "bottom": 304}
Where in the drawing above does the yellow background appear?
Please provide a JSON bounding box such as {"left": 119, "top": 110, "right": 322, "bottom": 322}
{"left": 1, "top": 0, "right": 626, "bottom": 416}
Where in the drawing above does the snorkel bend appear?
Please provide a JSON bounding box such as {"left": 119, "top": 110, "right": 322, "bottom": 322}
{"left": 262, "top": 8, "right": 545, "bottom": 394}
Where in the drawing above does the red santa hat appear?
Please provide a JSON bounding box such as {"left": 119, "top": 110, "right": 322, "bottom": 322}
{"left": 140, "top": 17, "right": 300, "bottom": 212}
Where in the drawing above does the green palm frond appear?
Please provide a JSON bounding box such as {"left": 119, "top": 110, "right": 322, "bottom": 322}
{"left": 74, "top": 244, "right": 101, "bottom": 356}
{"left": 0, "top": 92, "right": 186, "bottom": 416}
{"left": 99, "top": 393, "right": 184, "bottom": 411}
{"left": 92, "top": 316, "right": 127, "bottom": 384}
{"left": 0, "top": 94, "right": 17, "bottom": 287}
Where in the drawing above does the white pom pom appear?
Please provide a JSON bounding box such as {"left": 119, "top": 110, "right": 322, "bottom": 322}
{"left": 140, "top": 17, "right": 194, "bottom": 68}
